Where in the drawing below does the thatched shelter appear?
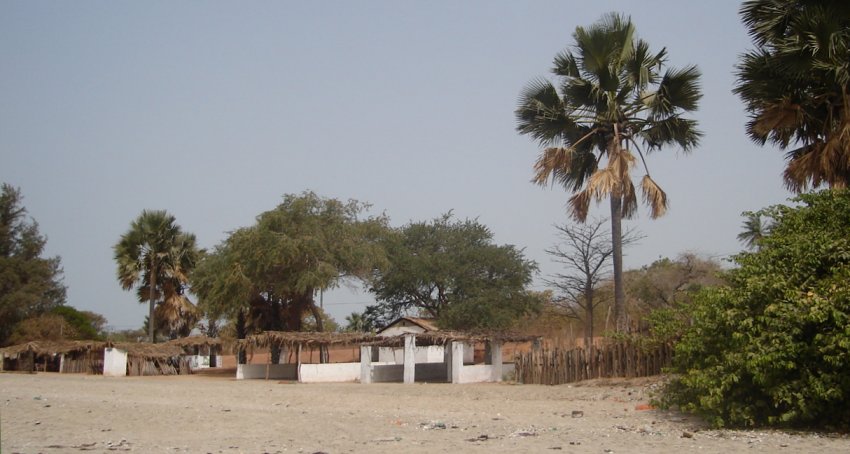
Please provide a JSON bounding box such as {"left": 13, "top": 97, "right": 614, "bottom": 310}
{"left": 106, "top": 342, "right": 190, "bottom": 376}
{"left": 0, "top": 340, "right": 106, "bottom": 373}
{"left": 359, "top": 330, "right": 541, "bottom": 385}
{"left": 233, "top": 332, "right": 377, "bottom": 381}
{"left": 230, "top": 330, "right": 541, "bottom": 384}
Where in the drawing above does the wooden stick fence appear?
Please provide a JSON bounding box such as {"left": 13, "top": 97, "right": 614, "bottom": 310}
{"left": 514, "top": 342, "right": 673, "bottom": 385}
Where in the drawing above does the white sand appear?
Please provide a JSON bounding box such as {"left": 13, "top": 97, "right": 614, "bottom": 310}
{"left": 1, "top": 372, "right": 848, "bottom": 453}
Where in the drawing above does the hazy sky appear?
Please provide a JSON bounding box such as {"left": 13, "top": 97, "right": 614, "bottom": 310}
{"left": 1, "top": 1, "right": 791, "bottom": 331}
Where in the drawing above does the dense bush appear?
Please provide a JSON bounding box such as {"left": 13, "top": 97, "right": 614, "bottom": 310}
{"left": 661, "top": 190, "right": 850, "bottom": 429}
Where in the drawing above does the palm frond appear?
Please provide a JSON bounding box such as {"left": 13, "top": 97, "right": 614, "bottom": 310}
{"left": 640, "top": 175, "right": 668, "bottom": 219}
{"left": 638, "top": 116, "right": 702, "bottom": 152}
{"left": 648, "top": 65, "right": 702, "bottom": 118}
{"left": 568, "top": 190, "right": 592, "bottom": 222}
{"left": 621, "top": 180, "right": 638, "bottom": 219}
{"left": 516, "top": 78, "right": 570, "bottom": 145}
{"left": 532, "top": 147, "right": 574, "bottom": 185}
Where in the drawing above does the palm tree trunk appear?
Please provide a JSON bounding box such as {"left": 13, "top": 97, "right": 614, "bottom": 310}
{"left": 610, "top": 196, "right": 626, "bottom": 333}
{"left": 149, "top": 255, "right": 157, "bottom": 343}
{"left": 307, "top": 293, "right": 328, "bottom": 364}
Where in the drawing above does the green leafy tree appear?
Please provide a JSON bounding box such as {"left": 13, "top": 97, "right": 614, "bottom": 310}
{"left": 51, "top": 306, "right": 107, "bottom": 340}
{"left": 735, "top": 0, "right": 850, "bottom": 191}
{"left": 662, "top": 190, "right": 850, "bottom": 429}
{"left": 367, "top": 213, "right": 540, "bottom": 331}
{"left": 0, "top": 183, "right": 67, "bottom": 346}
{"left": 114, "top": 210, "right": 200, "bottom": 343}
{"left": 192, "top": 192, "right": 388, "bottom": 362}
{"left": 516, "top": 13, "right": 702, "bottom": 332}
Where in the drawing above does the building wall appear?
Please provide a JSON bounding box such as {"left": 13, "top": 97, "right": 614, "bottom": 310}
{"left": 377, "top": 320, "right": 426, "bottom": 337}
{"left": 371, "top": 364, "right": 404, "bottom": 382}
{"left": 455, "top": 363, "right": 516, "bottom": 384}
{"left": 299, "top": 363, "right": 361, "bottom": 383}
{"left": 377, "top": 344, "right": 473, "bottom": 363}
{"left": 236, "top": 363, "right": 297, "bottom": 380}
{"left": 103, "top": 348, "right": 127, "bottom": 377}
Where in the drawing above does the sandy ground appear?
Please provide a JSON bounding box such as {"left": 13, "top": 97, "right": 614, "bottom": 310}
{"left": 1, "top": 372, "right": 848, "bottom": 453}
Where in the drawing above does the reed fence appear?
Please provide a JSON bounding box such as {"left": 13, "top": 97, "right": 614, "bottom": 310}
{"left": 514, "top": 342, "right": 673, "bottom": 385}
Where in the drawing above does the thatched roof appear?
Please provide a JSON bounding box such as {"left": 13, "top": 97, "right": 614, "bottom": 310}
{"left": 107, "top": 342, "right": 185, "bottom": 360}
{"left": 235, "top": 331, "right": 377, "bottom": 352}
{"left": 364, "top": 331, "right": 540, "bottom": 347}
{"left": 234, "top": 330, "right": 540, "bottom": 351}
{"left": 165, "top": 335, "right": 222, "bottom": 349}
{"left": 0, "top": 340, "right": 106, "bottom": 356}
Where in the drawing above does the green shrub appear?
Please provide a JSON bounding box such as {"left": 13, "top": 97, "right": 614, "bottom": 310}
{"left": 661, "top": 190, "right": 850, "bottom": 429}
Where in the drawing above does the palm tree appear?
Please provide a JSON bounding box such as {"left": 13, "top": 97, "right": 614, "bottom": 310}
{"left": 516, "top": 13, "right": 702, "bottom": 331}
{"left": 114, "top": 210, "right": 199, "bottom": 343}
{"left": 344, "top": 312, "right": 370, "bottom": 332}
{"left": 735, "top": 0, "right": 850, "bottom": 191}
{"left": 737, "top": 211, "right": 772, "bottom": 251}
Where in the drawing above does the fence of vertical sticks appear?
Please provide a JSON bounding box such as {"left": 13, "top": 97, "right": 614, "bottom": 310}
{"left": 514, "top": 342, "right": 673, "bottom": 385}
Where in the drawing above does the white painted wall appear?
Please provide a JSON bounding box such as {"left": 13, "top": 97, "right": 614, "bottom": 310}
{"left": 377, "top": 345, "right": 465, "bottom": 363}
{"left": 458, "top": 364, "right": 494, "bottom": 384}
{"left": 298, "top": 363, "right": 360, "bottom": 383}
{"left": 103, "top": 348, "right": 127, "bottom": 377}
{"left": 236, "top": 363, "right": 297, "bottom": 380}
{"left": 454, "top": 364, "right": 515, "bottom": 383}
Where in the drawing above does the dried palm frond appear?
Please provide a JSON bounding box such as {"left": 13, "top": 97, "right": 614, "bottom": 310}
{"left": 641, "top": 175, "right": 668, "bottom": 219}
{"left": 569, "top": 190, "right": 593, "bottom": 222}
{"left": 533, "top": 147, "right": 574, "bottom": 185}
{"left": 586, "top": 168, "right": 619, "bottom": 201}
{"left": 621, "top": 179, "right": 638, "bottom": 219}
{"left": 607, "top": 147, "right": 636, "bottom": 179}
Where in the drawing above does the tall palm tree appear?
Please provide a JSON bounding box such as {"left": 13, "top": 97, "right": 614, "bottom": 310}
{"left": 114, "top": 210, "right": 199, "bottom": 343}
{"left": 516, "top": 13, "right": 702, "bottom": 331}
{"left": 735, "top": 0, "right": 850, "bottom": 191}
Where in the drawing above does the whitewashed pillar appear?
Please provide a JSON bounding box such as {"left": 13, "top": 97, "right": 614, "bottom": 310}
{"left": 451, "top": 341, "right": 464, "bottom": 384}
{"left": 490, "top": 341, "right": 503, "bottom": 382}
{"left": 444, "top": 343, "right": 452, "bottom": 382}
{"left": 403, "top": 334, "right": 415, "bottom": 384}
{"left": 360, "top": 345, "right": 372, "bottom": 384}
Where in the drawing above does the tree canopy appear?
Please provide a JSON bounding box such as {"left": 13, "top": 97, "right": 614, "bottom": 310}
{"left": 735, "top": 0, "right": 850, "bottom": 191}
{"left": 114, "top": 210, "right": 200, "bottom": 342}
{"left": 193, "top": 192, "right": 389, "bottom": 344}
{"left": 662, "top": 190, "right": 850, "bottom": 428}
{"left": 0, "top": 183, "right": 66, "bottom": 346}
{"left": 367, "top": 213, "right": 540, "bottom": 331}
